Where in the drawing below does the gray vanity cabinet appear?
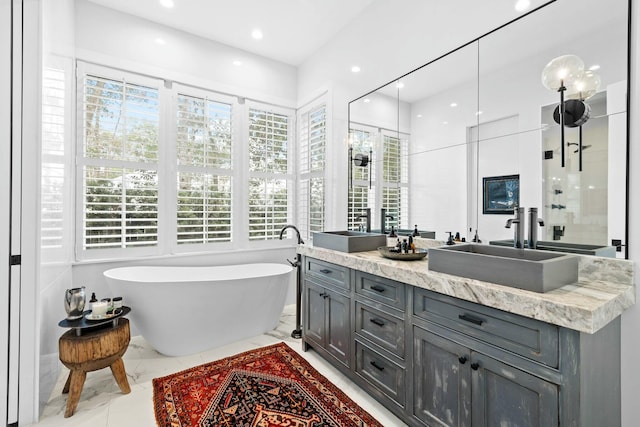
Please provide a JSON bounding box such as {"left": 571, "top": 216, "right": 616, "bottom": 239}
{"left": 413, "top": 326, "right": 471, "bottom": 426}
{"left": 413, "top": 325, "right": 559, "bottom": 427}
{"left": 301, "top": 256, "right": 622, "bottom": 427}
{"left": 470, "top": 352, "right": 558, "bottom": 427}
{"left": 302, "top": 259, "right": 351, "bottom": 368}
{"left": 353, "top": 271, "right": 408, "bottom": 409}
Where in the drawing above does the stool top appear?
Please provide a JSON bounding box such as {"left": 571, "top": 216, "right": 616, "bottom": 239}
{"left": 58, "top": 306, "right": 131, "bottom": 330}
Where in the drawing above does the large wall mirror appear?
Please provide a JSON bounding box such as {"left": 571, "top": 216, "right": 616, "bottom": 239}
{"left": 348, "top": 0, "right": 630, "bottom": 258}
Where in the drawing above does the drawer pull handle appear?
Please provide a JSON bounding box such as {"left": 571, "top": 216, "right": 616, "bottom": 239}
{"left": 370, "top": 360, "right": 385, "bottom": 371}
{"left": 471, "top": 362, "right": 480, "bottom": 371}
{"left": 319, "top": 269, "right": 332, "bottom": 274}
{"left": 458, "top": 356, "right": 468, "bottom": 364}
{"left": 371, "top": 285, "right": 385, "bottom": 293}
{"left": 319, "top": 292, "right": 329, "bottom": 299}
{"left": 370, "top": 318, "right": 385, "bottom": 327}
{"left": 458, "top": 314, "right": 484, "bottom": 326}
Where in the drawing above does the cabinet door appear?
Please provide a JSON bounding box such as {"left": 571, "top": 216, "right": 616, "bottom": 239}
{"left": 471, "top": 352, "right": 559, "bottom": 427}
{"left": 303, "top": 280, "right": 326, "bottom": 347}
{"left": 325, "top": 289, "right": 350, "bottom": 367}
{"left": 413, "top": 326, "right": 471, "bottom": 427}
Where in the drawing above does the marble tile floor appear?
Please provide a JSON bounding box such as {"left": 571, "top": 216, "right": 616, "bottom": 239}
{"left": 35, "top": 304, "right": 407, "bottom": 427}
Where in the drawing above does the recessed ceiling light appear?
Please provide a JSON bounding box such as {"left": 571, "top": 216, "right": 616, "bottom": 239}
{"left": 155, "top": 38, "right": 166, "bottom": 45}
{"left": 450, "top": 102, "right": 458, "bottom": 107}
{"left": 589, "top": 64, "right": 601, "bottom": 71}
{"left": 397, "top": 82, "right": 405, "bottom": 89}
{"left": 417, "top": 114, "right": 423, "bottom": 118}
{"left": 251, "top": 29, "right": 263, "bottom": 40}
{"left": 363, "top": 98, "right": 371, "bottom": 103}
{"left": 233, "top": 60, "right": 243, "bottom": 66}
{"left": 515, "top": 0, "right": 530, "bottom": 12}
{"left": 443, "top": 121, "right": 449, "bottom": 125}
{"left": 159, "top": 0, "right": 174, "bottom": 8}
{"left": 351, "top": 66, "right": 361, "bottom": 73}
{"left": 476, "top": 111, "right": 483, "bottom": 116}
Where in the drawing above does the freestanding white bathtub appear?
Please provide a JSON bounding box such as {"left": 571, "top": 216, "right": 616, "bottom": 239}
{"left": 103, "top": 263, "right": 293, "bottom": 356}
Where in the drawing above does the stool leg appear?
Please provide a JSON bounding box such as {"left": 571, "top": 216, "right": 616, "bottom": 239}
{"left": 64, "top": 370, "right": 86, "bottom": 418}
{"left": 110, "top": 358, "right": 131, "bottom": 394}
{"left": 62, "top": 371, "right": 71, "bottom": 394}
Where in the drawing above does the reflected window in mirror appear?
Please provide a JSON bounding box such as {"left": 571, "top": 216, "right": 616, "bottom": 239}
{"left": 348, "top": 126, "right": 375, "bottom": 231}
{"left": 348, "top": 125, "right": 409, "bottom": 233}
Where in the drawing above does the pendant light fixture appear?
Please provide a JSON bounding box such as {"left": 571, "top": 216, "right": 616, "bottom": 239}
{"left": 542, "top": 55, "right": 600, "bottom": 171}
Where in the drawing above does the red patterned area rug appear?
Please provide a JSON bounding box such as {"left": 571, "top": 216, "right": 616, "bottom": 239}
{"left": 152, "top": 342, "right": 383, "bottom": 427}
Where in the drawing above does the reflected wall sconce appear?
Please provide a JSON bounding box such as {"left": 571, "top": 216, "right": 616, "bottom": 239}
{"left": 542, "top": 55, "right": 600, "bottom": 171}
{"left": 348, "top": 146, "right": 373, "bottom": 189}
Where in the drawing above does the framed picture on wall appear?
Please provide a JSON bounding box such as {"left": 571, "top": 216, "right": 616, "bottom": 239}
{"left": 483, "top": 174, "right": 519, "bottom": 214}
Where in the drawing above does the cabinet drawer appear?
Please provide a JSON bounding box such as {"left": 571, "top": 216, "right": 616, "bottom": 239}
{"left": 355, "top": 340, "right": 405, "bottom": 407}
{"left": 355, "top": 271, "right": 405, "bottom": 310}
{"left": 413, "top": 288, "right": 559, "bottom": 367}
{"left": 355, "top": 302, "right": 405, "bottom": 358}
{"left": 304, "top": 258, "right": 350, "bottom": 292}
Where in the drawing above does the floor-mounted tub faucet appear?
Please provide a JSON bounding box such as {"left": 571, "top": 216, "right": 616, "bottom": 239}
{"left": 505, "top": 207, "right": 525, "bottom": 248}
{"left": 279, "top": 224, "right": 304, "bottom": 244}
{"left": 527, "top": 208, "right": 545, "bottom": 249}
{"left": 279, "top": 224, "right": 304, "bottom": 339}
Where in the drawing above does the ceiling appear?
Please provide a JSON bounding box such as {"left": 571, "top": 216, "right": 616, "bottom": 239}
{"left": 86, "top": 0, "right": 376, "bottom": 66}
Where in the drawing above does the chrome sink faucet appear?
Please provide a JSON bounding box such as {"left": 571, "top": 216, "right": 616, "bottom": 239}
{"left": 505, "top": 207, "right": 525, "bottom": 248}
{"left": 527, "top": 208, "right": 545, "bottom": 249}
{"left": 357, "top": 208, "right": 371, "bottom": 232}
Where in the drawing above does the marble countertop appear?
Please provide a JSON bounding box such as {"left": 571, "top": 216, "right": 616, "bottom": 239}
{"left": 297, "top": 244, "right": 635, "bottom": 334}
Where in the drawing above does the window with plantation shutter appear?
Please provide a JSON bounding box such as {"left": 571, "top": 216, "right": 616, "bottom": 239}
{"left": 348, "top": 127, "right": 375, "bottom": 230}
{"left": 382, "top": 132, "right": 409, "bottom": 229}
{"left": 75, "top": 63, "right": 297, "bottom": 259}
{"left": 248, "top": 106, "right": 293, "bottom": 241}
{"left": 298, "top": 103, "right": 326, "bottom": 240}
{"left": 41, "top": 65, "right": 70, "bottom": 262}
{"left": 176, "top": 93, "right": 232, "bottom": 245}
{"left": 78, "top": 68, "right": 161, "bottom": 255}
{"left": 348, "top": 126, "right": 409, "bottom": 231}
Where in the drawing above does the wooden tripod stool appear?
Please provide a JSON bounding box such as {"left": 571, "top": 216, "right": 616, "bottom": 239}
{"left": 58, "top": 318, "right": 131, "bottom": 417}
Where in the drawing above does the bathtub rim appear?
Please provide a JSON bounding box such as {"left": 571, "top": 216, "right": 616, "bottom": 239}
{"left": 103, "top": 262, "right": 294, "bottom": 283}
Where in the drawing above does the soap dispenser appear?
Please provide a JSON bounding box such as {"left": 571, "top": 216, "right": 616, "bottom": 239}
{"left": 412, "top": 225, "right": 420, "bottom": 237}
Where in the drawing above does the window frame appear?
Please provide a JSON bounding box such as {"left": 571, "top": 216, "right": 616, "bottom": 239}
{"left": 74, "top": 63, "right": 297, "bottom": 261}
{"left": 244, "top": 100, "right": 296, "bottom": 247}
{"left": 297, "top": 101, "right": 327, "bottom": 242}
{"left": 170, "top": 84, "right": 239, "bottom": 253}
{"left": 75, "top": 62, "right": 165, "bottom": 260}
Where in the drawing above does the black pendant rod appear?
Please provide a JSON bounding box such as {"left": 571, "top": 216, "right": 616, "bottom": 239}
{"left": 559, "top": 82, "right": 566, "bottom": 168}
{"left": 579, "top": 125, "right": 583, "bottom": 172}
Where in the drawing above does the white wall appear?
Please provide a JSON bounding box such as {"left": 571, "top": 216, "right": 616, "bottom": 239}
{"left": 75, "top": 0, "right": 297, "bottom": 107}
{"left": 38, "top": 0, "right": 76, "bottom": 414}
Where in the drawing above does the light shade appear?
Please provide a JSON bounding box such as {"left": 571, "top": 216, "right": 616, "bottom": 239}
{"left": 541, "top": 54, "right": 585, "bottom": 90}
{"left": 566, "top": 70, "right": 601, "bottom": 100}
